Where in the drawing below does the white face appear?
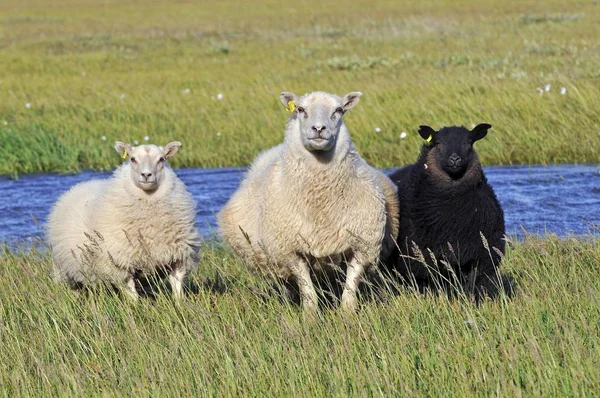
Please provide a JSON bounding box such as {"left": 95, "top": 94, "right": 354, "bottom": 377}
{"left": 296, "top": 94, "right": 344, "bottom": 152}
{"left": 280, "top": 91, "right": 362, "bottom": 153}
{"left": 114, "top": 141, "right": 181, "bottom": 191}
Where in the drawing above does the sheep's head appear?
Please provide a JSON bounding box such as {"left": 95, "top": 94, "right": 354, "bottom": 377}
{"left": 280, "top": 91, "right": 361, "bottom": 153}
{"left": 419, "top": 124, "right": 491, "bottom": 179}
{"left": 114, "top": 141, "right": 181, "bottom": 191}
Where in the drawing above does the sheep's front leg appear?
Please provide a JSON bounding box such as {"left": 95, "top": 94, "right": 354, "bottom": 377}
{"left": 291, "top": 257, "right": 318, "bottom": 313}
{"left": 169, "top": 263, "right": 187, "bottom": 300}
{"left": 341, "top": 257, "right": 365, "bottom": 313}
{"left": 468, "top": 260, "right": 500, "bottom": 302}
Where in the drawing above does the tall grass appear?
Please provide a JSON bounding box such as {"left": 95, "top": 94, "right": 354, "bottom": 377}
{"left": 1, "top": 0, "right": 600, "bottom": 176}
{"left": 0, "top": 236, "right": 598, "bottom": 395}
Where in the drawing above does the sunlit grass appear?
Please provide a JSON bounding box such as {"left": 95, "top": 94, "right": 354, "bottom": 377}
{"left": 1, "top": 0, "right": 600, "bottom": 176}
{"left": 0, "top": 236, "right": 598, "bottom": 395}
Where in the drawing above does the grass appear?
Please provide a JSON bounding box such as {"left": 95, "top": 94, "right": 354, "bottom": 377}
{"left": 1, "top": 236, "right": 599, "bottom": 395}
{"left": 1, "top": 0, "right": 600, "bottom": 176}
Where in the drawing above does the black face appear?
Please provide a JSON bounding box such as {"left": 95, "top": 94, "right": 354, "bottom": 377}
{"left": 419, "top": 123, "right": 492, "bottom": 179}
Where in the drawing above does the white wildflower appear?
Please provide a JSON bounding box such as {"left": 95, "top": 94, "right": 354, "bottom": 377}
{"left": 2, "top": 121, "right": 7, "bottom": 126}
{"left": 536, "top": 87, "right": 544, "bottom": 95}
{"left": 101, "top": 136, "right": 107, "bottom": 141}
{"left": 25, "top": 103, "right": 31, "bottom": 109}
{"left": 544, "top": 84, "right": 551, "bottom": 92}
{"left": 182, "top": 88, "right": 191, "bottom": 95}
{"left": 120, "top": 93, "right": 126, "bottom": 100}
{"left": 216, "top": 93, "right": 223, "bottom": 100}
{"left": 133, "top": 140, "right": 139, "bottom": 145}
{"left": 143, "top": 136, "right": 149, "bottom": 141}
{"left": 400, "top": 132, "right": 407, "bottom": 139}
{"left": 216, "top": 132, "right": 221, "bottom": 137}
{"left": 560, "top": 87, "right": 567, "bottom": 95}
{"left": 374, "top": 127, "right": 381, "bottom": 133}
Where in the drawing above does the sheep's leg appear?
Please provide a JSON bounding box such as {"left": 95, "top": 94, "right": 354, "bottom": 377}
{"left": 291, "top": 257, "right": 318, "bottom": 312}
{"left": 169, "top": 264, "right": 187, "bottom": 300}
{"left": 469, "top": 260, "right": 500, "bottom": 301}
{"left": 124, "top": 275, "right": 139, "bottom": 301}
{"left": 341, "top": 257, "right": 365, "bottom": 313}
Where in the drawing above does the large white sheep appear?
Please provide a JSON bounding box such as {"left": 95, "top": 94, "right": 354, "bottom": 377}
{"left": 47, "top": 141, "right": 200, "bottom": 299}
{"left": 219, "top": 91, "right": 399, "bottom": 312}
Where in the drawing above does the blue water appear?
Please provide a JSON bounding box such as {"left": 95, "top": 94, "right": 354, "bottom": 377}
{"left": 0, "top": 165, "right": 599, "bottom": 245}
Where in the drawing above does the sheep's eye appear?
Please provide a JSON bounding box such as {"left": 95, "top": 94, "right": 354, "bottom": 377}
{"left": 297, "top": 107, "right": 305, "bottom": 113}
{"left": 130, "top": 157, "right": 137, "bottom": 164}
{"left": 158, "top": 157, "right": 165, "bottom": 163}
{"left": 335, "top": 107, "right": 343, "bottom": 114}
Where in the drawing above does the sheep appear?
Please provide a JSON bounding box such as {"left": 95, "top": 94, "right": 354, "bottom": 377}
{"left": 386, "top": 124, "right": 505, "bottom": 298}
{"left": 218, "top": 91, "right": 399, "bottom": 312}
{"left": 47, "top": 141, "right": 201, "bottom": 299}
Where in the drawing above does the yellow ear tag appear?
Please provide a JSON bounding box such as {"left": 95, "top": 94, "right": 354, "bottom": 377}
{"left": 426, "top": 135, "right": 432, "bottom": 143}
{"left": 285, "top": 101, "right": 296, "bottom": 112}
{"left": 122, "top": 150, "right": 128, "bottom": 160}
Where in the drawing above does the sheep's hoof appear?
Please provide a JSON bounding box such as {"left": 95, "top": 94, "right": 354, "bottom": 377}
{"left": 302, "top": 300, "right": 318, "bottom": 311}
{"left": 123, "top": 277, "right": 139, "bottom": 301}
{"left": 171, "top": 290, "right": 184, "bottom": 302}
{"left": 302, "top": 298, "right": 319, "bottom": 316}
{"left": 124, "top": 289, "right": 139, "bottom": 302}
{"left": 341, "top": 291, "right": 358, "bottom": 313}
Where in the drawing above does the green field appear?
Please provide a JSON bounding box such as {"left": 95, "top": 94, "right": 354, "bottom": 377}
{"left": 1, "top": 236, "right": 599, "bottom": 395}
{"left": 1, "top": 1, "right": 599, "bottom": 395}
{"left": 1, "top": 0, "right": 600, "bottom": 176}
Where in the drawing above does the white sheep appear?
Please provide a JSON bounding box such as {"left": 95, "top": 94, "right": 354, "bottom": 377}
{"left": 219, "top": 91, "right": 399, "bottom": 312}
{"left": 47, "top": 141, "right": 201, "bottom": 299}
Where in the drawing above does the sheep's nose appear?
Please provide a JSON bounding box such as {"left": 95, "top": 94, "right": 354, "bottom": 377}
{"left": 448, "top": 154, "right": 462, "bottom": 166}
{"left": 141, "top": 172, "right": 153, "bottom": 180}
{"left": 312, "top": 125, "right": 326, "bottom": 134}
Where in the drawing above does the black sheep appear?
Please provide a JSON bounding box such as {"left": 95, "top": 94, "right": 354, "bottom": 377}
{"left": 387, "top": 123, "right": 505, "bottom": 298}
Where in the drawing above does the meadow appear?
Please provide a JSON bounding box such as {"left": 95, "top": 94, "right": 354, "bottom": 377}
{"left": 0, "top": 236, "right": 599, "bottom": 395}
{"left": 1, "top": 0, "right": 600, "bottom": 176}
{"left": 1, "top": 0, "right": 599, "bottom": 395}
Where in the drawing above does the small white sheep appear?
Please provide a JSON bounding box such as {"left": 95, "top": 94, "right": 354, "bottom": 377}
{"left": 47, "top": 141, "right": 200, "bottom": 299}
{"left": 219, "top": 91, "right": 399, "bottom": 312}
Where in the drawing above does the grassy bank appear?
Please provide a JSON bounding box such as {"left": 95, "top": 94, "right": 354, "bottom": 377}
{"left": 0, "top": 236, "right": 599, "bottom": 395}
{"left": 1, "top": 0, "right": 600, "bottom": 176}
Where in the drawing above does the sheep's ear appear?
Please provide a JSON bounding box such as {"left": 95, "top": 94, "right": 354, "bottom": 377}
{"left": 162, "top": 141, "right": 182, "bottom": 159}
{"left": 418, "top": 125, "right": 436, "bottom": 142}
{"left": 279, "top": 92, "right": 299, "bottom": 109}
{"left": 471, "top": 123, "right": 492, "bottom": 142}
{"left": 341, "top": 92, "right": 362, "bottom": 111}
{"left": 114, "top": 141, "right": 132, "bottom": 158}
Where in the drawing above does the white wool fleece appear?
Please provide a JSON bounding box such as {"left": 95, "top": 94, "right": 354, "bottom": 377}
{"left": 219, "top": 91, "right": 399, "bottom": 312}
{"left": 48, "top": 144, "right": 200, "bottom": 298}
